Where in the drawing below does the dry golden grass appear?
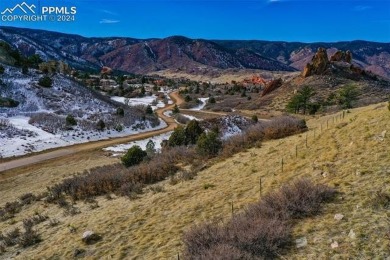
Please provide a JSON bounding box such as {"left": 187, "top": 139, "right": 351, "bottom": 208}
{"left": 0, "top": 102, "right": 389, "bottom": 259}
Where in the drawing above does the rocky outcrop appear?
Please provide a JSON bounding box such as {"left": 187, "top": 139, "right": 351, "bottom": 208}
{"left": 261, "top": 78, "right": 283, "bottom": 96}
{"left": 330, "top": 50, "right": 352, "bottom": 63}
{"left": 302, "top": 48, "right": 329, "bottom": 77}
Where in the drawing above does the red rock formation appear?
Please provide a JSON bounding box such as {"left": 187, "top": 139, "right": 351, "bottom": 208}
{"left": 330, "top": 50, "right": 352, "bottom": 63}
{"left": 302, "top": 47, "right": 330, "bottom": 77}
{"left": 261, "top": 78, "right": 283, "bottom": 96}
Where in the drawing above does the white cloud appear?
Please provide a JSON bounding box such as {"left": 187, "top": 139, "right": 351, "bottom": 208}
{"left": 101, "top": 9, "right": 118, "bottom": 16}
{"left": 99, "top": 19, "right": 120, "bottom": 24}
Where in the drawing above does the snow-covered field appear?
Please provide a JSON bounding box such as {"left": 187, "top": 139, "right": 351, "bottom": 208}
{"left": 111, "top": 96, "right": 165, "bottom": 110}
{"left": 0, "top": 66, "right": 170, "bottom": 158}
{"left": 190, "top": 98, "right": 209, "bottom": 111}
{"left": 0, "top": 116, "right": 167, "bottom": 158}
{"left": 103, "top": 131, "right": 173, "bottom": 155}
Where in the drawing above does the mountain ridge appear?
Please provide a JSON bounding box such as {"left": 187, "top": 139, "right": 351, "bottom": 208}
{"left": 1, "top": 26, "right": 389, "bottom": 78}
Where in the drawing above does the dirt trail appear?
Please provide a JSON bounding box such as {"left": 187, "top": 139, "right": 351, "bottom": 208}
{"left": 0, "top": 92, "right": 184, "bottom": 173}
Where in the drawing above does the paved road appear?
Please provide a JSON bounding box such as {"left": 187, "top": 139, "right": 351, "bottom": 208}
{"left": 0, "top": 92, "right": 184, "bottom": 173}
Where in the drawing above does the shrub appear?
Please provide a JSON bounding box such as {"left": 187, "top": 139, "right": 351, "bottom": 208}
{"left": 96, "top": 119, "right": 105, "bottom": 131}
{"left": 209, "top": 96, "right": 216, "bottom": 104}
{"left": 185, "top": 95, "right": 192, "bottom": 102}
{"left": 146, "top": 105, "right": 153, "bottom": 115}
{"left": 196, "top": 132, "right": 222, "bottom": 157}
{"left": 168, "top": 126, "right": 186, "bottom": 147}
{"left": 66, "top": 115, "right": 77, "bottom": 126}
{"left": 38, "top": 76, "right": 52, "bottom": 88}
{"left": 121, "top": 145, "right": 147, "bottom": 167}
{"left": 337, "top": 84, "right": 359, "bottom": 109}
{"left": 116, "top": 107, "right": 125, "bottom": 116}
{"left": 21, "top": 65, "right": 28, "bottom": 75}
{"left": 185, "top": 120, "right": 204, "bottom": 145}
{"left": 172, "top": 104, "right": 180, "bottom": 114}
{"left": 114, "top": 124, "right": 123, "bottom": 132}
{"left": 0, "top": 65, "right": 4, "bottom": 74}
{"left": 19, "top": 193, "right": 36, "bottom": 206}
{"left": 182, "top": 179, "right": 336, "bottom": 259}
{"left": 251, "top": 115, "right": 258, "bottom": 123}
{"left": 46, "top": 146, "right": 194, "bottom": 200}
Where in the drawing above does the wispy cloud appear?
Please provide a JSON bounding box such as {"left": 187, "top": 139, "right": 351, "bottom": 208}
{"left": 354, "top": 5, "right": 372, "bottom": 12}
{"left": 99, "top": 19, "right": 120, "bottom": 24}
{"left": 101, "top": 9, "right": 118, "bottom": 16}
{"left": 268, "top": 0, "right": 281, "bottom": 2}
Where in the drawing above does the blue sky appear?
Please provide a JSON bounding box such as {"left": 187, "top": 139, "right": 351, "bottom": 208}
{"left": 0, "top": 0, "right": 389, "bottom": 42}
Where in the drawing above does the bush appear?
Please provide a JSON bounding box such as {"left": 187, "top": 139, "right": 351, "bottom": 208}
{"left": 251, "top": 115, "right": 258, "bottom": 123}
{"left": 182, "top": 179, "right": 335, "bottom": 259}
{"left": 146, "top": 105, "right": 153, "bottom": 115}
{"left": 0, "top": 65, "right": 4, "bottom": 74}
{"left": 21, "top": 65, "right": 28, "bottom": 75}
{"left": 185, "top": 120, "right": 204, "bottom": 145}
{"left": 185, "top": 95, "right": 192, "bottom": 102}
{"left": 96, "top": 119, "right": 105, "bottom": 131}
{"left": 196, "top": 132, "right": 222, "bottom": 157}
{"left": 38, "top": 76, "right": 52, "bottom": 88}
{"left": 66, "top": 115, "right": 77, "bottom": 126}
{"left": 116, "top": 107, "right": 125, "bottom": 117}
{"left": 337, "top": 84, "right": 359, "bottom": 109}
{"left": 209, "top": 96, "right": 216, "bottom": 104}
{"left": 46, "top": 146, "right": 194, "bottom": 200}
{"left": 121, "top": 145, "right": 147, "bottom": 167}
{"left": 172, "top": 104, "right": 180, "bottom": 114}
{"left": 168, "top": 126, "right": 187, "bottom": 147}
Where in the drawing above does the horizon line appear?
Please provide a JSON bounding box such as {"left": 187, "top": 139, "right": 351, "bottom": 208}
{"left": 0, "top": 25, "right": 389, "bottom": 44}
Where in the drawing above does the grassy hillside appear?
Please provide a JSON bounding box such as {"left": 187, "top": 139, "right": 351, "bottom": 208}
{"left": 0, "top": 102, "right": 389, "bottom": 259}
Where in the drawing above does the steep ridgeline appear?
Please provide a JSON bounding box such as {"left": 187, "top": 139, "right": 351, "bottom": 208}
{"left": 0, "top": 26, "right": 389, "bottom": 78}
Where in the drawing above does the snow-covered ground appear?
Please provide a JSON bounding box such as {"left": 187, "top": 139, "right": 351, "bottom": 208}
{"left": 0, "top": 116, "right": 167, "bottom": 158}
{"left": 163, "top": 110, "right": 201, "bottom": 121}
{"left": 111, "top": 96, "right": 165, "bottom": 110}
{"left": 103, "top": 131, "right": 173, "bottom": 154}
{"left": 190, "top": 98, "right": 209, "bottom": 111}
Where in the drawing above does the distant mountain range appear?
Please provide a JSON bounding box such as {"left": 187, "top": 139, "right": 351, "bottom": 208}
{"left": 1, "top": 26, "right": 389, "bottom": 78}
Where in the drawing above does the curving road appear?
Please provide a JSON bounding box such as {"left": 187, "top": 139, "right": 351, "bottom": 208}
{"left": 0, "top": 92, "right": 185, "bottom": 173}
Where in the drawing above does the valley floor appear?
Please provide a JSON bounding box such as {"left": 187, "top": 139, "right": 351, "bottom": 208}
{"left": 0, "top": 102, "right": 389, "bottom": 259}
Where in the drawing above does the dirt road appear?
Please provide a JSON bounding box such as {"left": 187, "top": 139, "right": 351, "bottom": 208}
{"left": 0, "top": 92, "right": 184, "bottom": 173}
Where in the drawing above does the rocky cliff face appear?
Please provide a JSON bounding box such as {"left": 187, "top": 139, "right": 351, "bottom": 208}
{"left": 330, "top": 50, "right": 352, "bottom": 63}
{"left": 302, "top": 47, "right": 330, "bottom": 77}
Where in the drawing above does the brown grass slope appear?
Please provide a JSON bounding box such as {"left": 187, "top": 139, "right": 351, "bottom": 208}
{"left": 0, "top": 102, "right": 389, "bottom": 259}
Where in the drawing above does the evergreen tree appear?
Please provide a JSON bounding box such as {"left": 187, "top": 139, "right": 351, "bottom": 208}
{"left": 121, "top": 145, "right": 147, "bottom": 167}
{"left": 146, "top": 105, "right": 153, "bottom": 114}
{"left": 337, "top": 84, "right": 359, "bottom": 109}
{"left": 66, "top": 115, "right": 77, "bottom": 126}
{"left": 168, "top": 126, "right": 186, "bottom": 146}
{"left": 146, "top": 140, "right": 156, "bottom": 156}
{"left": 96, "top": 119, "right": 106, "bottom": 131}
{"left": 196, "top": 131, "right": 222, "bottom": 157}
{"left": 185, "top": 120, "right": 204, "bottom": 145}
{"left": 38, "top": 76, "right": 53, "bottom": 88}
{"left": 116, "top": 107, "right": 125, "bottom": 117}
{"left": 172, "top": 104, "right": 180, "bottom": 114}
{"left": 286, "top": 86, "right": 316, "bottom": 114}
